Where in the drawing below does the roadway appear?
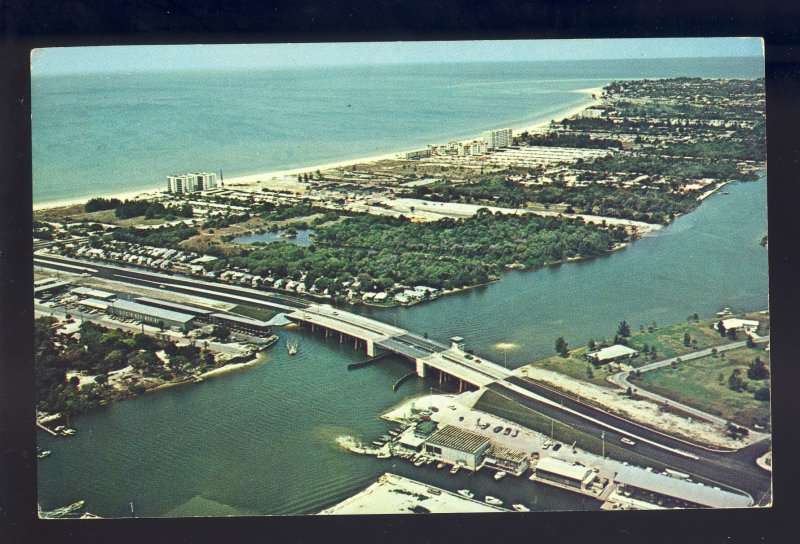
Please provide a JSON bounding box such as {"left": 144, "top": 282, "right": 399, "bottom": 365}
{"left": 487, "top": 377, "right": 772, "bottom": 501}
{"left": 34, "top": 254, "right": 309, "bottom": 312}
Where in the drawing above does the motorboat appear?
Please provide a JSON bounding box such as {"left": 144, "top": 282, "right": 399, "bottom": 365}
{"left": 436, "top": 462, "right": 446, "bottom": 469}
{"left": 414, "top": 457, "right": 426, "bottom": 467}
{"left": 376, "top": 452, "right": 391, "bottom": 459}
{"left": 37, "top": 450, "right": 52, "bottom": 459}
{"left": 494, "top": 470, "right": 507, "bottom": 481}
{"left": 485, "top": 496, "right": 503, "bottom": 506}
{"left": 512, "top": 504, "right": 530, "bottom": 512}
{"left": 286, "top": 340, "right": 298, "bottom": 355}
{"left": 457, "top": 489, "right": 474, "bottom": 499}
{"left": 450, "top": 464, "right": 460, "bottom": 475}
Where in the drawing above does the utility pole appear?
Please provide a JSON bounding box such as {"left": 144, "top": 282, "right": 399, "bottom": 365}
{"left": 601, "top": 431, "right": 605, "bottom": 458}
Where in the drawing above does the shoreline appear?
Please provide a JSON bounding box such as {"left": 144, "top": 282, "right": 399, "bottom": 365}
{"left": 32, "top": 87, "right": 604, "bottom": 212}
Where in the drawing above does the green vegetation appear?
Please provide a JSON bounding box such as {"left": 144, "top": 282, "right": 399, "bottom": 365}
{"left": 84, "top": 197, "right": 122, "bottom": 213}
{"left": 625, "top": 318, "right": 732, "bottom": 365}
{"left": 104, "top": 199, "right": 194, "bottom": 220}
{"left": 230, "top": 305, "right": 277, "bottom": 322}
{"left": 209, "top": 211, "right": 626, "bottom": 293}
{"left": 35, "top": 317, "right": 217, "bottom": 418}
{"left": 111, "top": 224, "right": 198, "bottom": 248}
{"left": 526, "top": 349, "right": 617, "bottom": 388}
{"left": 473, "top": 389, "right": 671, "bottom": 470}
{"left": 634, "top": 346, "right": 770, "bottom": 429}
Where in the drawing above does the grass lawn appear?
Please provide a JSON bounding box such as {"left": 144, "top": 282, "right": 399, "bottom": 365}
{"left": 229, "top": 304, "right": 277, "bottom": 322}
{"left": 473, "top": 389, "right": 672, "bottom": 471}
{"left": 527, "top": 347, "right": 617, "bottom": 388}
{"left": 75, "top": 209, "right": 176, "bottom": 227}
{"left": 625, "top": 317, "right": 734, "bottom": 365}
{"left": 633, "top": 345, "right": 770, "bottom": 428}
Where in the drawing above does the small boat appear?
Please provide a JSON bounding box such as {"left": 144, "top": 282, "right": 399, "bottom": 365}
{"left": 61, "top": 428, "right": 76, "bottom": 436}
{"left": 37, "top": 450, "right": 52, "bottom": 459}
{"left": 485, "top": 496, "right": 503, "bottom": 506}
{"left": 388, "top": 430, "right": 399, "bottom": 437}
{"left": 372, "top": 440, "right": 385, "bottom": 447}
{"left": 436, "top": 462, "right": 446, "bottom": 469}
{"left": 414, "top": 457, "right": 426, "bottom": 467}
{"left": 380, "top": 435, "right": 392, "bottom": 442}
{"left": 457, "top": 489, "right": 474, "bottom": 499}
{"left": 512, "top": 504, "right": 531, "bottom": 512}
{"left": 450, "top": 464, "right": 460, "bottom": 475}
{"left": 494, "top": 470, "right": 507, "bottom": 481}
{"left": 54, "top": 426, "right": 65, "bottom": 433}
{"left": 287, "top": 340, "right": 298, "bottom": 355}
{"left": 376, "top": 452, "right": 391, "bottom": 459}
{"left": 425, "top": 458, "right": 434, "bottom": 465}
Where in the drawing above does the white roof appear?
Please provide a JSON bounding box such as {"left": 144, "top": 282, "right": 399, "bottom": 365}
{"left": 721, "top": 318, "right": 759, "bottom": 329}
{"left": 535, "top": 457, "right": 593, "bottom": 481}
{"left": 614, "top": 465, "right": 751, "bottom": 508}
{"left": 588, "top": 344, "right": 638, "bottom": 361}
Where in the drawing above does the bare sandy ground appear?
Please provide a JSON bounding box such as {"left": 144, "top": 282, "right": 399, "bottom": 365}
{"left": 517, "top": 366, "right": 759, "bottom": 449}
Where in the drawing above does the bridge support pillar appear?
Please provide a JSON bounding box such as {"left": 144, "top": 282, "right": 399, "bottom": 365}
{"left": 415, "top": 358, "right": 427, "bottom": 378}
{"left": 366, "top": 339, "right": 375, "bottom": 357}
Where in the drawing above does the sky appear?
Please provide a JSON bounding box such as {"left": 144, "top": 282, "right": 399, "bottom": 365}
{"left": 31, "top": 38, "right": 763, "bottom": 76}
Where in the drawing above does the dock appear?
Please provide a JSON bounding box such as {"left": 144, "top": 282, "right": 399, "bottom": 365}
{"left": 36, "top": 422, "right": 59, "bottom": 436}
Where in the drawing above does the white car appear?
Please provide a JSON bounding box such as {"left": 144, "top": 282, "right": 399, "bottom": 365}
{"left": 620, "top": 437, "right": 636, "bottom": 446}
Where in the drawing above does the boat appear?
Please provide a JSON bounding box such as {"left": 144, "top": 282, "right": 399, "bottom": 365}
{"left": 414, "top": 457, "right": 426, "bottom": 467}
{"left": 457, "top": 489, "right": 474, "bottom": 499}
{"left": 388, "top": 430, "right": 399, "bottom": 437}
{"left": 485, "top": 496, "right": 503, "bottom": 506}
{"left": 512, "top": 504, "right": 531, "bottom": 512}
{"left": 61, "top": 428, "right": 76, "bottom": 436}
{"left": 37, "top": 450, "right": 52, "bottom": 459}
{"left": 372, "top": 440, "right": 385, "bottom": 447}
{"left": 376, "top": 452, "right": 392, "bottom": 459}
{"left": 425, "top": 458, "right": 434, "bottom": 465}
{"left": 436, "top": 462, "right": 446, "bottom": 469}
{"left": 450, "top": 464, "right": 460, "bottom": 475}
{"left": 380, "top": 434, "right": 392, "bottom": 442}
{"left": 494, "top": 470, "right": 507, "bottom": 481}
{"left": 287, "top": 340, "right": 299, "bottom": 355}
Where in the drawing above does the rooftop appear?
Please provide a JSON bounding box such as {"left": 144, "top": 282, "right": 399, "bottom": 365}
{"left": 535, "top": 457, "right": 594, "bottom": 482}
{"left": 426, "top": 425, "right": 490, "bottom": 454}
{"left": 613, "top": 465, "right": 752, "bottom": 509}
{"left": 135, "top": 296, "right": 213, "bottom": 316}
{"left": 211, "top": 312, "right": 270, "bottom": 327}
{"left": 110, "top": 299, "right": 195, "bottom": 324}
{"left": 587, "top": 344, "right": 638, "bottom": 361}
{"left": 71, "top": 286, "right": 116, "bottom": 300}
{"left": 485, "top": 444, "right": 528, "bottom": 463}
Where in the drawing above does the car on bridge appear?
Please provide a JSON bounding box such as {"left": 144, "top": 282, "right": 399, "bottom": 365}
{"left": 621, "top": 437, "right": 636, "bottom": 446}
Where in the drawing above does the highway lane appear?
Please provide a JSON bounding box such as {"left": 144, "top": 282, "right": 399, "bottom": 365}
{"left": 34, "top": 255, "right": 310, "bottom": 311}
{"left": 486, "top": 380, "right": 771, "bottom": 500}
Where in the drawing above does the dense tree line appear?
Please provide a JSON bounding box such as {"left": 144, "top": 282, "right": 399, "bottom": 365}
{"left": 516, "top": 131, "right": 621, "bottom": 149}
{"left": 211, "top": 211, "right": 625, "bottom": 292}
{"left": 111, "top": 224, "right": 198, "bottom": 247}
{"left": 35, "top": 318, "right": 216, "bottom": 417}
{"left": 85, "top": 197, "right": 122, "bottom": 212}
{"left": 114, "top": 200, "right": 194, "bottom": 219}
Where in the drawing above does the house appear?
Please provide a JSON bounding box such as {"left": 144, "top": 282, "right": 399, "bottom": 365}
{"left": 719, "top": 318, "right": 760, "bottom": 335}
{"left": 586, "top": 344, "right": 638, "bottom": 365}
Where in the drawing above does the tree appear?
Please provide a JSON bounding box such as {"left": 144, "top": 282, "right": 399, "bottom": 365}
{"left": 747, "top": 357, "right": 769, "bottom": 380}
{"left": 94, "top": 373, "right": 109, "bottom": 386}
{"left": 753, "top": 387, "right": 770, "bottom": 401}
{"left": 746, "top": 335, "right": 756, "bottom": 348}
{"left": 555, "top": 337, "right": 569, "bottom": 357}
{"left": 586, "top": 366, "right": 594, "bottom": 379}
{"left": 727, "top": 369, "right": 746, "bottom": 392}
{"left": 212, "top": 325, "right": 231, "bottom": 342}
{"left": 587, "top": 339, "right": 596, "bottom": 350}
{"left": 717, "top": 320, "right": 726, "bottom": 336}
{"left": 617, "top": 320, "right": 631, "bottom": 337}
{"left": 683, "top": 333, "right": 691, "bottom": 347}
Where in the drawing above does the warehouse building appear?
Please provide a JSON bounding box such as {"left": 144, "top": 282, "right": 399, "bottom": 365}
{"left": 423, "top": 425, "right": 490, "bottom": 470}
{"left": 483, "top": 445, "right": 530, "bottom": 476}
{"left": 33, "top": 279, "right": 72, "bottom": 298}
{"left": 612, "top": 465, "right": 752, "bottom": 509}
{"left": 71, "top": 286, "right": 117, "bottom": 301}
{"left": 134, "top": 296, "right": 213, "bottom": 322}
{"left": 109, "top": 299, "right": 195, "bottom": 332}
{"left": 210, "top": 313, "right": 272, "bottom": 336}
{"left": 76, "top": 298, "right": 112, "bottom": 312}
{"left": 530, "top": 457, "right": 597, "bottom": 492}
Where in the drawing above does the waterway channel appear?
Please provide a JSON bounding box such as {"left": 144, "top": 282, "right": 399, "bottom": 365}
{"left": 37, "top": 175, "right": 768, "bottom": 517}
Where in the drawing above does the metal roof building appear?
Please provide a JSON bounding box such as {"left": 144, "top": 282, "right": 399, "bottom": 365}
{"left": 424, "top": 425, "right": 490, "bottom": 470}
{"left": 109, "top": 299, "right": 195, "bottom": 332}
{"left": 134, "top": 296, "right": 213, "bottom": 318}
{"left": 531, "top": 457, "right": 597, "bottom": 491}
{"left": 210, "top": 312, "right": 272, "bottom": 335}
{"left": 613, "top": 465, "right": 752, "bottom": 509}
{"left": 587, "top": 344, "right": 638, "bottom": 364}
{"left": 77, "top": 298, "right": 112, "bottom": 311}
{"left": 71, "top": 286, "right": 117, "bottom": 300}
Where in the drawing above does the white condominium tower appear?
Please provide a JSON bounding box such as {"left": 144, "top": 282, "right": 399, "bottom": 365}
{"left": 167, "top": 172, "right": 217, "bottom": 194}
{"left": 482, "top": 128, "right": 513, "bottom": 150}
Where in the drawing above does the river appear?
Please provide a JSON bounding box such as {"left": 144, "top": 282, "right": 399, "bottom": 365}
{"left": 36, "top": 174, "right": 768, "bottom": 517}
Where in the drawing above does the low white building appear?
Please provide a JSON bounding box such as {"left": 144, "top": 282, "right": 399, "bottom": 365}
{"left": 586, "top": 344, "right": 638, "bottom": 365}
{"left": 719, "top": 318, "right": 760, "bottom": 335}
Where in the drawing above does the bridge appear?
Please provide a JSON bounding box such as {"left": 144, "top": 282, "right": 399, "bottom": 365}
{"left": 286, "top": 304, "right": 511, "bottom": 389}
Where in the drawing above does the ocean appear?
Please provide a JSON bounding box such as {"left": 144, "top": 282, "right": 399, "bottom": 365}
{"left": 31, "top": 56, "right": 763, "bottom": 205}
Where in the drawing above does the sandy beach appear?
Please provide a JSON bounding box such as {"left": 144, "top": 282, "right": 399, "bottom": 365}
{"left": 33, "top": 87, "right": 605, "bottom": 211}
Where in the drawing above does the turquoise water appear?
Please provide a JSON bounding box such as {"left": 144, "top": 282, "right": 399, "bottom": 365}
{"left": 31, "top": 57, "right": 763, "bottom": 205}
